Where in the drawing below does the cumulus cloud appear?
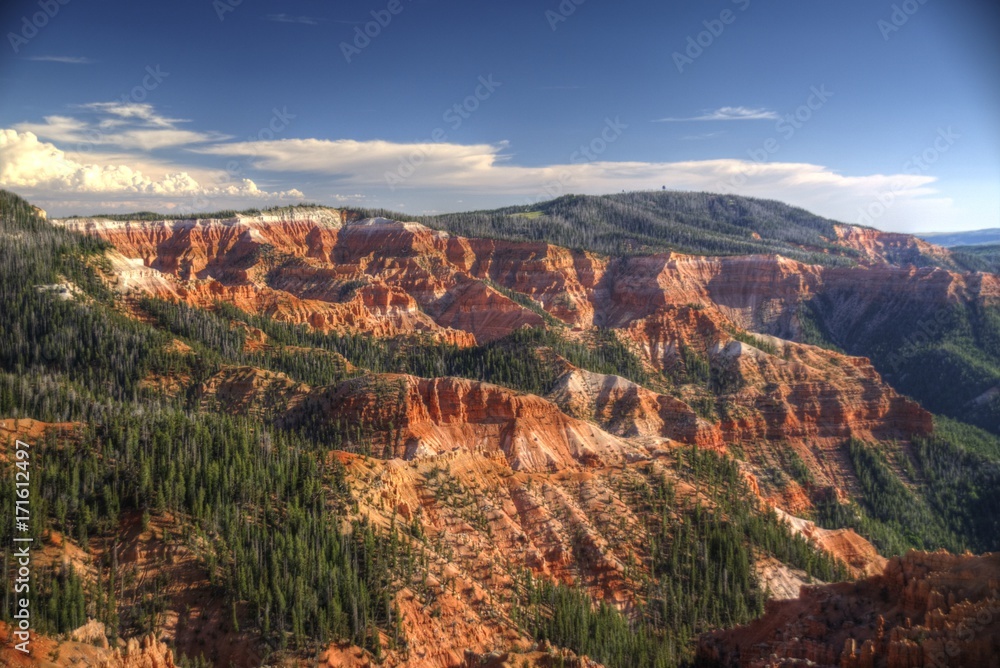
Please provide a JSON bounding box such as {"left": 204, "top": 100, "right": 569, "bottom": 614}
{"left": 0, "top": 129, "right": 303, "bottom": 201}
{"left": 655, "top": 106, "right": 780, "bottom": 122}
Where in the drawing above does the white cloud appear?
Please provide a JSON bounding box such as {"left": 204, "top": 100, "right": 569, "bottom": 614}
{"left": 80, "top": 102, "right": 185, "bottom": 128}
{"left": 0, "top": 129, "right": 303, "bottom": 202}
{"left": 655, "top": 106, "right": 780, "bottom": 122}
{"left": 681, "top": 131, "right": 726, "bottom": 140}
{"left": 2, "top": 102, "right": 966, "bottom": 231}
{"left": 193, "top": 138, "right": 499, "bottom": 180}
{"left": 194, "top": 137, "right": 954, "bottom": 231}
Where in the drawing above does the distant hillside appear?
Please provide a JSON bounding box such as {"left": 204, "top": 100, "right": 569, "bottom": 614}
{"left": 356, "top": 191, "right": 965, "bottom": 269}
{"left": 952, "top": 243, "right": 1000, "bottom": 273}
{"left": 918, "top": 228, "right": 1000, "bottom": 247}
{"left": 70, "top": 190, "right": 964, "bottom": 270}
{"left": 364, "top": 192, "right": 863, "bottom": 266}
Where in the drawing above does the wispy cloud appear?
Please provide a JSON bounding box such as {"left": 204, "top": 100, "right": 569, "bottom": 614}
{"left": 681, "top": 131, "right": 726, "bottom": 140}
{"left": 265, "top": 13, "right": 321, "bottom": 25}
{"left": 15, "top": 103, "right": 231, "bottom": 151}
{"left": 80, "top": 102, "right": 186, "bottom": 128}
{"left": 655, "top": 106, "right": 779, "bottom": 122}
{"left": 26, "top": 55, "right": 95, "bottom": 64}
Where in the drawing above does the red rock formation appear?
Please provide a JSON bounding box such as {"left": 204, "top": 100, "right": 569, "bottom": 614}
{"left": 697, "top": 551, "right": 1000, "bottom": 668}
{"left": 58, "top": 211, "right": 1000, "bottom": 346}
{"left": 833, "top": 224, "right": 956, "bottom": 268}
{"left": 116, "top": 210, "right": 943, "bottom": 545}
{"left": 0, "top": 624, "right": 176, "bottom": 668}
{"left": 620, "top": 304, "right": 933, "bottom": 443}
{"left": 288, "top": 374, "right": 640, "bottom": 472}
{"left": 776, "top": 510, "right": 886, "bottom": 578}
{"left": 546, "top": 363, "right": 723, "bottom": 449}
{"left": 58, "top": 213, "right": 597, "bottom": 344}
{"left": 98, "top": 635, "right": 177, "bottom": 668}
{"left": 319, "top": 448, "right": 652, "bottom": 667}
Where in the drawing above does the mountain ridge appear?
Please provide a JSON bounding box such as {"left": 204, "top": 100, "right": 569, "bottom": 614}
{"left": 918, "top": 227, "right": 1000, "bottom": 247}
{"left": 60, "top": 190, "right": 969, "bottom": 270}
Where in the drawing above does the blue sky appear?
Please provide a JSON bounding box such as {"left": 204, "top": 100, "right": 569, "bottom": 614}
{"left": 0, "top": 0, "right": 997, "bottom": 232}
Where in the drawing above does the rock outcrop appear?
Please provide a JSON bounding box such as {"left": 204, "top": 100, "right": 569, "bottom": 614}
{"left": 620, "top": 304, "right": 932, "bottom": 444}
{"left": 833, "top": 224, "right": 956, "bottom": 269}
{"left": 776, "top": 510, "right": 887, "bottom": 578}
{"left": 99, "top": 635, "right": 176, "bottom": 668}
{"left": 286, "top": 374, "right": 642, "bottom": 472}
{"left": 697, "top": 551, "right": 1000, "bottom": 668}
{"left": 547, "top": 364, "right": 722, "bottom": 449}
{"left": 0, "top": 624, "right": 175, "bottom": 668}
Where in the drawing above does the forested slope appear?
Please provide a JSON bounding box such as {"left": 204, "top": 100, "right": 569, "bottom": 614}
{"left": 357, "top": 191, "right": 959, "bottom": 268}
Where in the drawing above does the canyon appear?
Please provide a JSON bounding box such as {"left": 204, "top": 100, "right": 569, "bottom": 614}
{"left": 57, "top": 212, "right": 999, "bottom": 347}
{"left": 2, "top": 197, "right": 997, "bottom": 668}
